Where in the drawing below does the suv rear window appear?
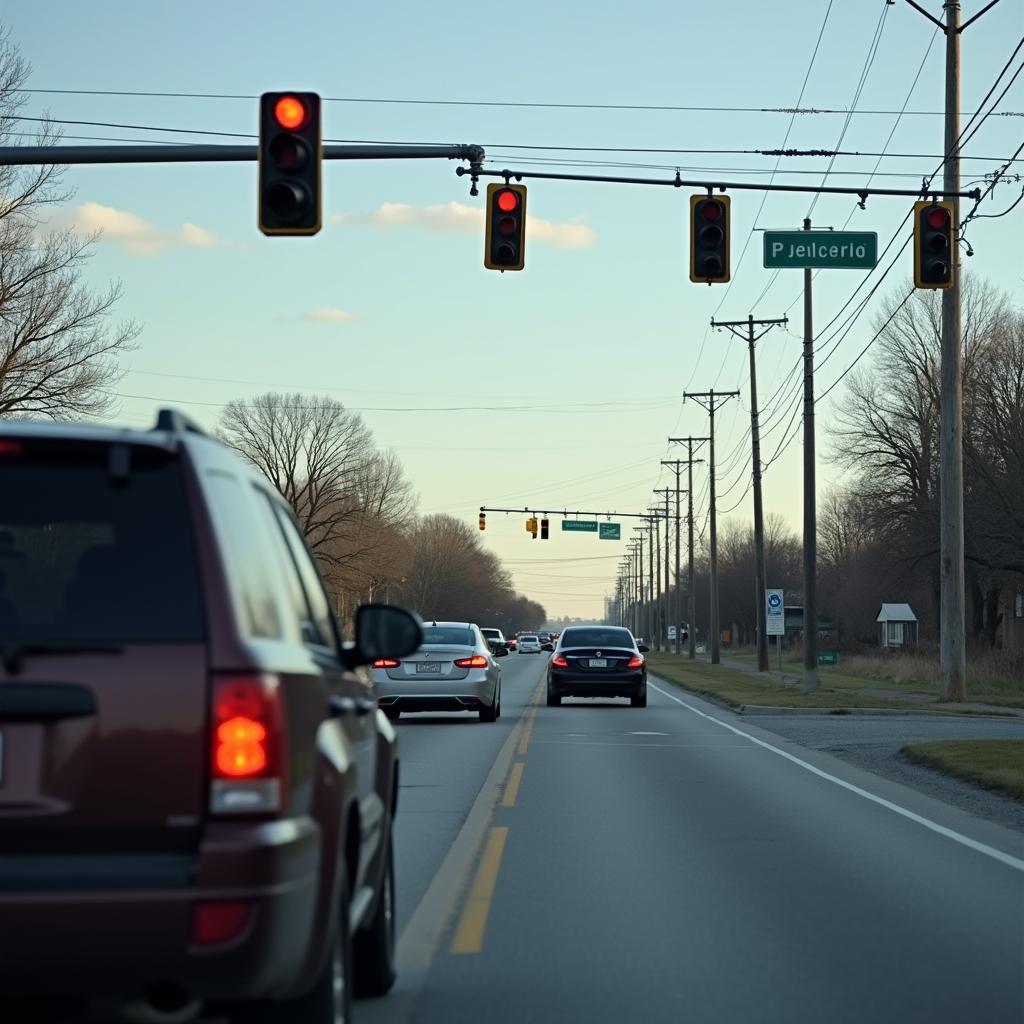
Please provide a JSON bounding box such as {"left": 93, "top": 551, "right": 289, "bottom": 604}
{"left": 0, "top": 441, "right": 204, "bottom": 644}
{"left": 421, "top": 626, "right": 474, "bottom": 646}
{"left": 560, "top": 628, "right": 634, "bottom": 648}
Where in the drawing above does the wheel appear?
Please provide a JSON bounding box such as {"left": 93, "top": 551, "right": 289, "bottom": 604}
{"left": 479, "top": 695, "right": 498, "bottom": 722}
{"left": 238, "top": 865, "right": 352, "bottom": 1024}
{"left": 353, "top": 824, "right": 396, "bottom": 997}
{"left": 546, "top": 688, "right": 561, "bottom": 707}
{"left": 495, "top": 689, "right": 502, "bottom": 719}
{"left": 631, "top": 687, "right": 648, "bottom": 708}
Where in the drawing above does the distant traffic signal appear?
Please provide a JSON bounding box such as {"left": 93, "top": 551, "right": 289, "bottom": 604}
{"left": 689, "top": 194, "right": 731, "bottom": 284}
{"left": 479, "top": 512, "right": 487, "bottom": 531}
{"left": 526, "top": 516, "right": 538, "bottom": 539}
{"left": 913, "top": 200, "right": 955, "bottom": 289}
{"left": 540, "top": 517, "right": 549, "bottom": 540}
{"left": 484, "top": 182, "right": 527, "bottom": 271}
{"left": 259, "top": 92, "right": 321, "bottom": 236}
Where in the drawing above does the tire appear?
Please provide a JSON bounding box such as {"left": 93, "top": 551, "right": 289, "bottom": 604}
{"left": 353, "top": 824, "right": 396, "bottom": 998}
{"left": 479, "top": 695, "right": 498, "bottom": 722}
{"left": 546, "top": 688, "right": 561, "bottom": 707}
{"left": 631, "top": 687, "right": 648, "bottom": 708}
{"left": 239, "top": 865, "right": 352, "bottom": 1024}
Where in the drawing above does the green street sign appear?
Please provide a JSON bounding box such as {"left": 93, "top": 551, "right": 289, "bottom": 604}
{"left": 561, "top": 520, "right": 598, "bottom": 533}
{"left": 763, "top": 231, "right": 877, "bottom": 270}
{"left": 599, "top": 522, "right": 621, "bottom": 540}
{"left": 818, "top": 652, "right": 838, "bottom": 666}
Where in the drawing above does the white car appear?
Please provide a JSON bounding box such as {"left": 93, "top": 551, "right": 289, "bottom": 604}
{"left": 518, "top": 634, "right": 541, "bottom": 653}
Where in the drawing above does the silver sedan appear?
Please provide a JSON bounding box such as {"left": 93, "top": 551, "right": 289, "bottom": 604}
{"left": 372, "top": 621, "right": 505, "bottom": 723}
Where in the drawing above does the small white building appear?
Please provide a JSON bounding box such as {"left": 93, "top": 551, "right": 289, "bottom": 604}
{"left": 876, "top": 603, "right": 919, "bottom": 648}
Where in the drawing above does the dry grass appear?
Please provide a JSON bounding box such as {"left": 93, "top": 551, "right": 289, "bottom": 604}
{"left": 902, "top": 740, "right": 1024, "bottom": 800}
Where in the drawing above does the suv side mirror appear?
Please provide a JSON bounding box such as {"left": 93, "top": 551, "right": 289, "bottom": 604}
{"left": 350, "top": 604, "right": 423, "bottom": 666}
{"left": 637, "top": 644, "right": 650, "bottom": 654}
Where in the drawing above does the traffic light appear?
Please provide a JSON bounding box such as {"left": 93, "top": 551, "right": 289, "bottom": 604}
{"left": 689, "top": 194, "right": 731, "bottom": 284}
{"left": 484, "top": 182, "right": 527, "bottom": 271}
{"left": 479, "top": 512, "right": 487, "bottom": 531}
{"left": 259, "top": 92, "right": 321, "bottom": 236}
{"left": 540, "top": 517, "right": 549, "bottom": 540}
{"left": 526, "top": 516, "right": 538, "bottom": 539}
{"left": 913, "top": 200, "right": 955, "bottom": 289}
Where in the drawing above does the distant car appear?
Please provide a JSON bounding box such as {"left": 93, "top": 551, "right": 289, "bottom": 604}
{"left": 373, "top": 621, "right": 505, "bottom": 722}
{"left": 480, "top": 627, "right": 509, "bottom": 652}
{"left": 0, "top": 408, "right": 424, "bottom": 1023}
{"left": 505, "top": 636, "right": 518, "bottom": 651}
{"left": 518, "top": 634, "right": 542, "bottom": 653}
{"left": 547, "top": 625, "right": 649, "bottom": 707}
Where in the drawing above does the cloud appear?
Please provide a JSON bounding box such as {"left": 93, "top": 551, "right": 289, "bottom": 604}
{"left": 61, "top": 202, "right": 224, "bottom": 254}
{"left": 302, "top": 307, "right": 354, "bottom": 324}
{"left": 331, "top": 201, "right": 596, "bottom": 249}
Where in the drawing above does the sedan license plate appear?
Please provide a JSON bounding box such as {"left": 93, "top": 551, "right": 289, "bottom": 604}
{"left": 416, "top": 662, "right": 442, "bottom": 674}
{"left": 589, "top": 658, "right": 607, "bottom": 668}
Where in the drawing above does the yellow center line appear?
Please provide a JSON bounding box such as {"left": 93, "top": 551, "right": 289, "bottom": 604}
{"left": 501, "top": 761, "right": 525, "bottom": 807}
{"left": 518, "top": 718, "right": 534, "bottom": 755}
{"left": 450, "top": 826, "right": 509, "bottom": 954}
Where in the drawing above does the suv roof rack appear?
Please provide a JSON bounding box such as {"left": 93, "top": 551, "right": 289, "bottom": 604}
{"left": 153, "top": 408, "right": 209, "bottom": 437}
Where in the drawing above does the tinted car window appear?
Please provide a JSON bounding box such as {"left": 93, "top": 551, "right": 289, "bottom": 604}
{"left": 422, "top": 626, "right": 474, "bottom": 646}
{"left": 560, "top": 628, "right": 635, "bottom": 648}
{"left": 0, "top": 443, "right": 203, "bottom": 643}
{"left": 270, "top": 502, "right": 336, "bottom": 649}
{"left": 205, "top": 471, "right": 281, "bottom": 639}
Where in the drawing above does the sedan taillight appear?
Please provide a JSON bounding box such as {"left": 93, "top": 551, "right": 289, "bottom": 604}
{"left": 210, "top": 674, "right": 284, "bottom": 815}
{"left": 373, "top": 658, "right": 401, "bottom": 668}
{"left": 454, "top": 654, "right": 489, "bottom": 668}
{"left": 551, "top": 655, "right": 569, "bottom": 668}
{"left": 627, "top": 654, "right": 644, "bottom": 669}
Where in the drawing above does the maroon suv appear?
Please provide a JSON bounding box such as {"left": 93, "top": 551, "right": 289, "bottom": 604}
{"left": 0, "top": 410, "right": 422, "bottom": 1023}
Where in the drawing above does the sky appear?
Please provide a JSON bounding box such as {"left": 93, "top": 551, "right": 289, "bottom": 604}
{"left": 6, "top": 1, "right": 1023, "bottom": 619}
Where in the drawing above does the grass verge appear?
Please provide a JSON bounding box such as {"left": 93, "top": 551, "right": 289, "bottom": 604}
{"left": 901, "top": 740, "right": 1024, "bottom": 800}
{"left": 646, "top": 653, "right": 917, "bottom": 711}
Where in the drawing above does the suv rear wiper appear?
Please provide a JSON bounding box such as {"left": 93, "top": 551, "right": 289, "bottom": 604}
{"left": 2, "top": 642, "right": 124, "bottom": 675}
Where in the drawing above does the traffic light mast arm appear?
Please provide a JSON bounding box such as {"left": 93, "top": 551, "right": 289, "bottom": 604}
{"left": 479, "top": 505, "right": 665, "bottom": 519}
{"left": 0, "top": 143, "right": 487, "bottom": 166}
{"left": 457, "top": 165, "right": 981, "bottom": 202}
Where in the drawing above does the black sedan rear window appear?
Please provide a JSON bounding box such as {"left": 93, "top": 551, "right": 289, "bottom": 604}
{"left": 560, "top": 628, "right": 635, "bottom": 648}
{"left": 0, "top": 441, "right": 204, "bottom": 644}
{"left": 422, "top": 626, "right": 474, "bottom": 646}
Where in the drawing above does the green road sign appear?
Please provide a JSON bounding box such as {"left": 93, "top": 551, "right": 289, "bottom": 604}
{"left": 818, "top": 651, "right": 838, "bottom": 666}
{"left": 561, "top": 520, "right": 598, "bottom": 533}
{"left": 763, "top": 231, "right": 877, "bottom": 270}
{"left": 599, "top": 522, "right": 621, "bottom": 540}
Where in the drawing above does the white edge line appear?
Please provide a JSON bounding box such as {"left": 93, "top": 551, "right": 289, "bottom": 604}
{"left": 648, "top": 680, "right": 1024, "bottom": 874}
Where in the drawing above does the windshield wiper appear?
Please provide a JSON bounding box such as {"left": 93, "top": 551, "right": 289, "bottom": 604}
{"left": 2, "top": 641, "right": 124, "bottom": 675}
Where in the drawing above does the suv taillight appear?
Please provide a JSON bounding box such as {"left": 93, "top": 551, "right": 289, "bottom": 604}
{"left": 454, "top": 654, "right": 489, "bottom": 668}
{"left": 210, "top": 674, "right": 284, "bottom": 815}
{"left": 627, "top": 655, "right": 644, "bottom": 669}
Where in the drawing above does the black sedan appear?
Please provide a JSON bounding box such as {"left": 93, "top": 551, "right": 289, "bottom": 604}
{"left": 546, "top": 625, "right": 649, "bottom": 707}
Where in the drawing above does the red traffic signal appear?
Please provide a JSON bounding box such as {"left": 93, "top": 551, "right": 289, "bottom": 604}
{"left": 913, "top": 200, "right": 954, "bottom": 289}
{"left": 485, "top": 183, "right": 527, "bottom": 271}
{"left": 259, "top": 92, "right": 321, "bottom": 236}
{"left": 689, "top": 194, "right": 731, "bottom": 284}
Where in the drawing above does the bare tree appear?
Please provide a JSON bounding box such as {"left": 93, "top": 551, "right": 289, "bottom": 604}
{"left": 0, "top": 29, "right": 137, "bottom": 419}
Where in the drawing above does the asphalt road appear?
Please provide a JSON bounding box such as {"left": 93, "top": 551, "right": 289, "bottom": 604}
{"left": 363, "top": 655, "right": 1024, "bottom": 1024}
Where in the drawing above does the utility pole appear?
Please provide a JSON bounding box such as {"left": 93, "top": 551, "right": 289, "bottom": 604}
{"left": 632, "top": 532, "right": 646, "bottom": 642}
{"left": 681, "top": 394, "right": 739, "bottom": 665}
{"left": 654, "top": 489, "right": 672, "bottom": 649}
{"left": 906, "top": 0, "right": 1002, "bottom": 709}
{"left": 648, "top": 507, "right": 664, "bottom": 650}
{"left": 646, "top": 518, "right": 656, "bottom": 645}
{"left": 801, "top": 217, "right": 820, "bottom": 693}
{"left": 660, "top": 463, "right": 689, "bottom": 655}
{"left": 668, "top": 438, "right": 709, "bottom": 659}
{"left": 710, "top": 315, "right": 788, "bottom": 671}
